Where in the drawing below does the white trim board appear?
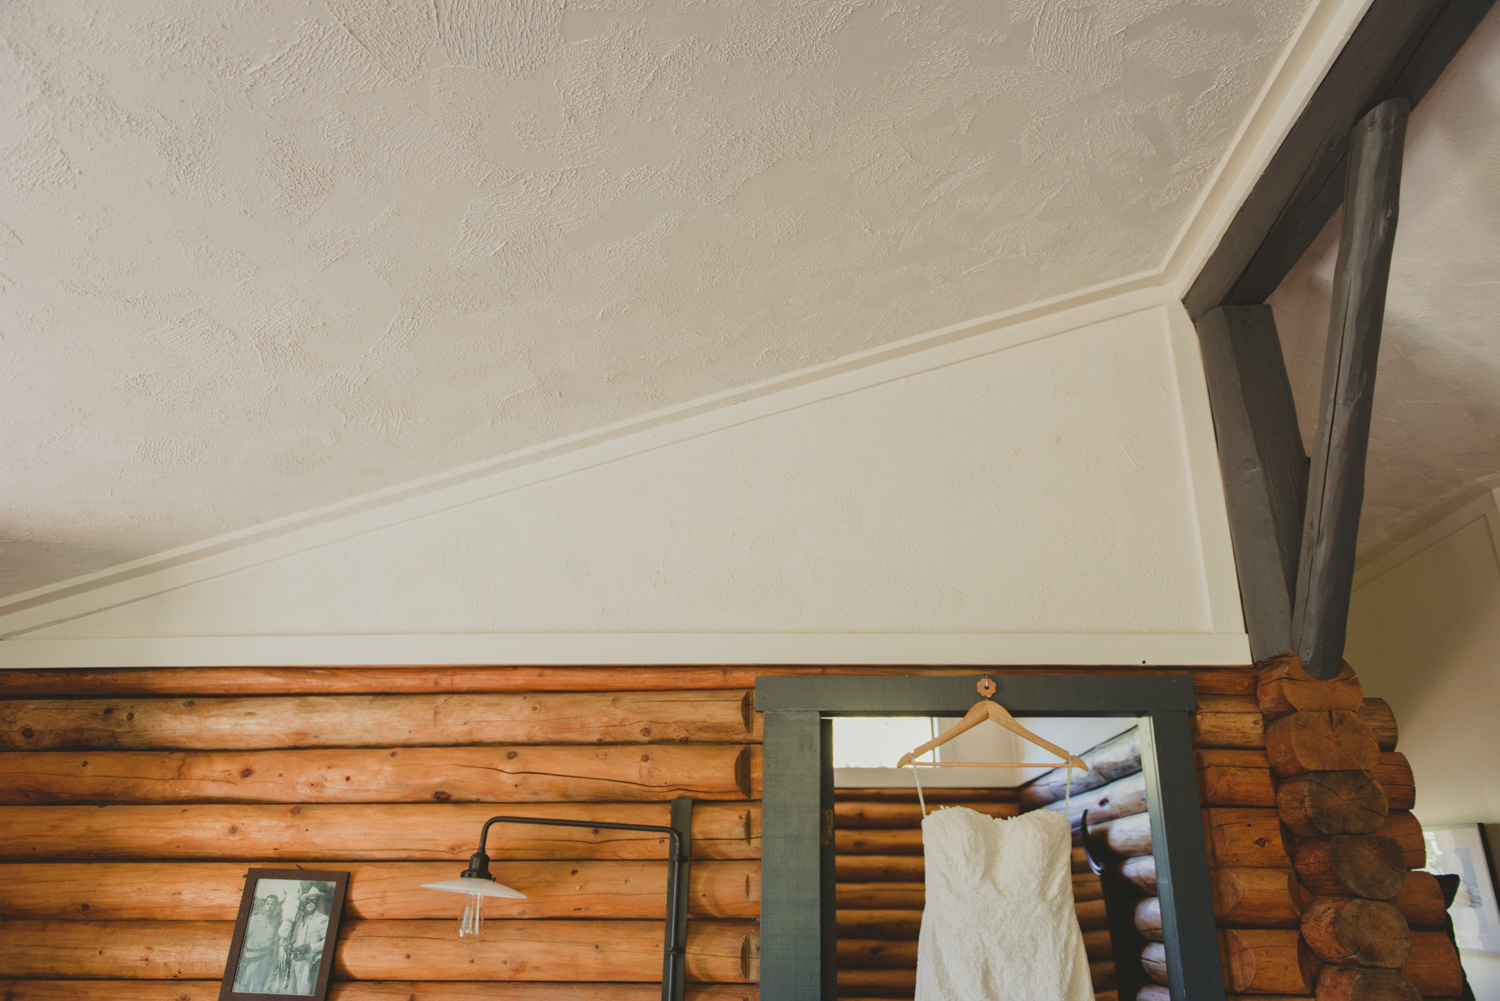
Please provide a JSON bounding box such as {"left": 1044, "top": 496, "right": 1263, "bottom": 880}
{"left": 0, "top": 633, "right": 1254, "bottom": 669}
{"left": 1161, "top": 0, "right": 1372, "bottom": 296}
{"left": 1355, "top": 476, "right": 1500, "bottom": 576}
{"left": 1165, "top": 302, "right": 1245, "bottom": 637}
{"left": 1354, "top": 487, "right": 1500, "bottom": 593}
{"left": 0, "top": 284, "right": 1174, "bottom": 638}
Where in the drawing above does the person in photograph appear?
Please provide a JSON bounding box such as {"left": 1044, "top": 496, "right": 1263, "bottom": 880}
{"left": 286, "top": 889, "right": 332, "bottom": 993}
{"left": 231, "top": 893, "right": 282, "bottom": 993}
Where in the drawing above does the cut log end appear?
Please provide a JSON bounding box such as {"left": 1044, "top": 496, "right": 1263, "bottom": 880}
{"left": 1277, "top": 770, "right": 1388, "bottom": 837}
{"left": 1090, "top": 812, "right": 1153, "bottom": 858}
{"left": 1119, "top": 855, "right": 1157, "bottom": 894}
{"left": 1300, "top": 897, "right": 1411, "bottom": 968}
{"left": 1257, "top": 655, "right": 1364, "bottom": 719}
{"left": 1141, "top": 942, "right": 1169, "bottom": 986}
{"left": 1295, "top": 835, "right": 1407, "bottom": 901}
{"left": 1266, "top": 711, "right": 1379, "bottom": 778}
{"left": 1133, "top": 897, "right": 1163, "bottom": 942}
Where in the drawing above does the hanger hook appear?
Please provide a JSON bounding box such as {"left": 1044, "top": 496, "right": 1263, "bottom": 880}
{"left": 1077, "top": 809, "right": 1108, "bottom": 876}
{"left": 976, "top": 676, "right": 996, "bottom": 699}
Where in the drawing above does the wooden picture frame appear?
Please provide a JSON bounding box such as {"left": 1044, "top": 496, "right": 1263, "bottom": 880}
{"left": 219, "top": 868, "right": 349, "bottom": 1000}
{"left": 1424, "top": 824, "right": 1500, "bottom": 955}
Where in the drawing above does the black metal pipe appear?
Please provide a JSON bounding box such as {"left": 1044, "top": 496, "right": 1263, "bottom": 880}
{"left": 462, "top": 813, "right": 689, "bottom": 1001}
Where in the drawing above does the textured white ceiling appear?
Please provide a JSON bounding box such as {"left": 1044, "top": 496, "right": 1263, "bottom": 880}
{"left": 1270, "top": 4, "right": 1500, "bottom": 554}
{"left": 2, "top": 0, "right": 1313, "bottom": 598}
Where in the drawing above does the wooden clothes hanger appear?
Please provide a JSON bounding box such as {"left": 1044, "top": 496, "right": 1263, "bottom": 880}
{"left": 896, "top": 677, "right": 1090, "bottom": 772}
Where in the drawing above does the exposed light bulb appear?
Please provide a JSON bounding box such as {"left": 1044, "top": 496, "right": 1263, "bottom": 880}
{"left": 423, "top": 873, "right": 521, "bottom": 938}
{"left": 457, "top": 891, "right": 484, "bottom": 938}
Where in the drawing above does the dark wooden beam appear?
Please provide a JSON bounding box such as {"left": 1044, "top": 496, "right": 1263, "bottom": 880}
{"left": 1195, "top": 305, "right": 1308, "bottom": 661}
{"left": 758, "top": 710, "right": 835, "bottom": 1001}
{"left": 1185, "top": 0, "right": 1495, "bottom": 318}
{"left": 1292, "top": 99, "right": 1410, "bottom": 679}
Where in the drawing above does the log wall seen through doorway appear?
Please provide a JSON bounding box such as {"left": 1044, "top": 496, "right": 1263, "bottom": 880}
{"left": 0, "top": 663, "right": 1431, "bottom": 1000}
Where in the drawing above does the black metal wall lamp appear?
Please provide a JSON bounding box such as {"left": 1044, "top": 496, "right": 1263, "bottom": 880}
{"left": 421, "top": 799, "right": 694, "bottom": 1001}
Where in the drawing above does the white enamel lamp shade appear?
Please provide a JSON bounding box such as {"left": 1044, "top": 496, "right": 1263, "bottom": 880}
{"left": 421, "top": 878, "right": 526, "bottom": 899}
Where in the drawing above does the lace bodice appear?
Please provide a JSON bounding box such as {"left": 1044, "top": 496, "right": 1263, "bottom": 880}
{"left": 914, "top": 806, "right": 1095, "bottom": 1001}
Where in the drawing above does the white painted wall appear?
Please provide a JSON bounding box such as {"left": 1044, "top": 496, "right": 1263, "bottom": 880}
{"left": 1347, "top": 489, "right": 1500, "bottom": 998}
{"left": 1348, "top": 489, "right": 1500, "bottom": 825}
{"left": 0, "top": 296, "right": 1248, "bottom": 667}
{"left": 1268, "top": 3, "right": 1500, "bottom": 555}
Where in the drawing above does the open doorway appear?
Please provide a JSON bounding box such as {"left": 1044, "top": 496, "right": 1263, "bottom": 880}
{"left": 755, "top": 673, "right": 1222, "bottom": 1001}
{"left": 831, "top": 715, "right": 1143, "bottom": 1000}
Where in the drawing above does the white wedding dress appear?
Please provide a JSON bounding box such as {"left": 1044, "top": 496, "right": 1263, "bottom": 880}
{"left": 914, "top": 806, "right": 1095, "bottom": 1001}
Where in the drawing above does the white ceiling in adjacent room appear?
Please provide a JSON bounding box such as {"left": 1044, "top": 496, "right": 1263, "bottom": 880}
{"left": 1270, "top": 4, "right": 1500, "bottom": 556}
{"left": 2, "top": 0, "right": 1316, "bottom": 597}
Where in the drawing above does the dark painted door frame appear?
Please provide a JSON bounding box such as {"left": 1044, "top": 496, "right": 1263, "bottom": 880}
{"left": 755, "top": 673, "right": 1221, "bottom": 1001}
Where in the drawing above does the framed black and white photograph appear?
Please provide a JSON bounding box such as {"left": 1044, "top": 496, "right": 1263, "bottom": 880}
{"left": 1424, "top": 824, "right": 1500, "bottom": 954}
{"left": 220, "top": 868, "right": 349, "bottom": 1000}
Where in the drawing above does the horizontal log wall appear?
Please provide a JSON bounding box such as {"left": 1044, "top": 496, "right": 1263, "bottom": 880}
{"left": 0, "top": 664, "right": 1254, "bottom": 1000}
{"left": 0, "top": 861, "right": 761, "bottom": 921}
{"left": 0, "top": 668, "right": 768, "bottom": 997}
{"left": 0, "top": 919, "right": 759, "bottom": 981}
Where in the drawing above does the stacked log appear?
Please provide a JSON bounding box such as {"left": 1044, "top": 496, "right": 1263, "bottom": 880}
{"left": 1255, "top": 654, "right": 1460, "bottom": 1001}
{"left": 0, "top": 663, "right": 1268, "bottom": 1000}
{"left": 0, "top": 670, "right": 763, "bottom": 999}
{"left": 832, "top": 787, "right": 1116, "bottom": 1001}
